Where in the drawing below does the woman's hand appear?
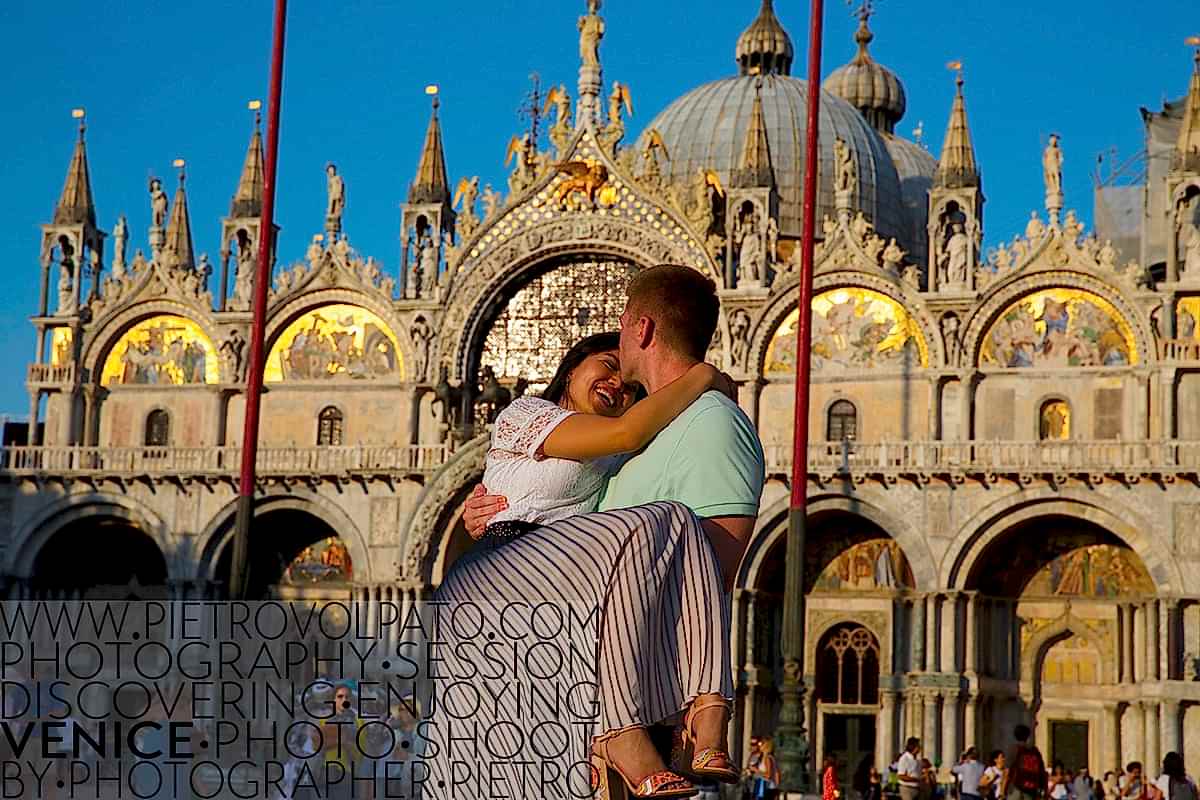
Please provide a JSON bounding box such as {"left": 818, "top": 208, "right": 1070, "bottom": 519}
{"left": 699, "top": 362, "right": 738, "bottom": 401}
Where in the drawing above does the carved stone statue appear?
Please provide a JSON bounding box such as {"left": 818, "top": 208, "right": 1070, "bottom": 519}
{"left": 729, "top": 309, "right": 751, "bottom": 369}
{"left": 1043, "top": 133, "right": 1063, "bottom": 197}
{"left": 765, "top": 217, "right": 779, "bottom": 268}
{"left": 112, "top": 214, "right": 128, "bottom": 276}
{"left": 901, "top": 264, "right": 921, "bottom": 289}
{"left": 941, "top": 314, "right": 961, "bottom": 366}
{"left": 833, "top": 137, "right": 856, "bottom": 196}
{"left": 481, "top": 184, "right": 500, "bottom": 224}
{"left": 418, "top": 235, "right": 439, "bottom": 293}
{"left": 946, "top": 223, "right": 969, "bottom": 285}
{"left": 994, "top": 242, "right": 1013, "bottom": 271}
{"left": 57, "top": 263, "right": 75, "bottom": 314}
{"left": 882, "top": 238, "right": 904, "bottom": 275}
{"left": 545, "top": 85, "right": 573, "bottom": 154}
{"left": 410, "top": 315, "right": 434, "bottom": 382}
{"left": 850, "top": 211, "right": 872, "bottom": 242}
{"left": 1025, "top": 211, "right": 1044, "bottom": 241}
{"left": 578, "top": 0, "right": 604, "bottom": 68}
{"left": 737, "top": 218, "right": 763, "bottom": 284}
{"left": 220, "top": 329, "right": 246, "bottom": 383}
{"left": 432, "top": 364, "right": 463, "bottom": 433}
{"left": 325, "top": 163, "right": 346, "bottom": 226}
{"left": 1098, "top": 239, "right": 1118, "bottom": 270}
{"left": 454, "top": 177, "right": 480, "bottom": 236}
{"left": 149, "top": 178, "right": 168, "bottom": 228}
{"left": 1185, "top": 225, "right": 1200, "bottom": 277}
{"left": 1063, "top": 210, "right": 1083, "bottom": 242}
{"left": 864, "top": 234, "right": 885, "bottom": 264}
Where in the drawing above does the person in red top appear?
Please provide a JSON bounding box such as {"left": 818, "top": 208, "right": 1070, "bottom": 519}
{"left": 1003, "top": 724, "right": 1048, "bottom": 800}
{"left": 824, "top": 756, "right": 841, "bottom": 800}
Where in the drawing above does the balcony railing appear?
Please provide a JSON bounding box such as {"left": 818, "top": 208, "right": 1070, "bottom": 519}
{"left": 26, "top": 363, "right": 75, "bottom": 385}
{"left": 1160, "top": 338, "right": 1200, "bottom": 361}
{"left": 763, "top": 439, "right": 1200, "bottom": 476}
{"left": 0, "top": 444, "right": 451, "bottom": 477}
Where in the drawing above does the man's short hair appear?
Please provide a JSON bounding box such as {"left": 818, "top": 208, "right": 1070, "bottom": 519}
{"left": 1014, "top": 724, "right": 1031, "bottom": 742}
{"left": 1127, "top": 762, "right": 1142, "bottom": 774}
{"left": 626, "top": 264, "right": 719, "bottom": 360}
{"left": 906, "top": 737, "right": 920, "bottom": 751}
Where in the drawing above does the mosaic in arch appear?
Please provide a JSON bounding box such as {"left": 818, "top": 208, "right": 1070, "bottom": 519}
{"left": 981, "top": 288, "right": 1137, "bottom": 368}
{"left": 813, "top": 536, "right": 914, "bottom": 592}
{"left": 765, "top": 288, "right": 928, "bottom": 375}
{"left": 265, "top": 304, "right": 402, "bottom": 383}
{"left": 100, "top": 315, "right": 219, "bottom": 386}
{"left": 1177, "top": 297, "right": 1200, "bottom": 341}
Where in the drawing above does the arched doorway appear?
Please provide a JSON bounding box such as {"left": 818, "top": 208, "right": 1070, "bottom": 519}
{"left": 213, "top": 509, "right": 354, "bottom": 600}
{"left": 31, "top": 516, "right": 168, "bottom": 599}
{"left": 963, "top": 514, "right": 1155, "bottom": 770}
{"left": 815, "top": 623, "right": 882, "bottom": 794}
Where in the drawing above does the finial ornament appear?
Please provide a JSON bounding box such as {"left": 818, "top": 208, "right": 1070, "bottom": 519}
{"left": 248, "top": 99, "right": 262, "bottom": 127}
{"left": 173, "top": 158, "right": 186, "bottom": 184}
{"left": 71, "top": 107, "right": 86, "bottom": 139}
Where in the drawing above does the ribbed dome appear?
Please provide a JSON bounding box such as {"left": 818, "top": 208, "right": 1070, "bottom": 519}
{"left": 822, "top": 12, "right": 906, "bottom": 134}
{"left": 884, "top": 134, "right": 935, "bottom": 263}
{"left": 639, "top": 74, "right": 905, "bottom": 240}
{"left": 736, "top": 0, "right": 793, "bottom": 76}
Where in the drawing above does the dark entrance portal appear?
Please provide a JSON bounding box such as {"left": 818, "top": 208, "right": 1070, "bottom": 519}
{"left": 824, "top": 713, "right": 877, "bottom": 794}
{"left": 1051, "top": 720, "right": 1089, "bottom": 772}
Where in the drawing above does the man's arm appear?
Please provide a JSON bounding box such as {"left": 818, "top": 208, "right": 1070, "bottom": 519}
{"left": 700, "top": 516, "right": 755, "bottom": 592}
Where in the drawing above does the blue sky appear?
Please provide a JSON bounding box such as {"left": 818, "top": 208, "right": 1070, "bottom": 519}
{"left": 0, "top": 0, "right": 1193, "bottom": 417}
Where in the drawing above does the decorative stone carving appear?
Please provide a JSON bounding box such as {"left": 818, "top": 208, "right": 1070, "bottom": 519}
{"left": 401, "top": 436, "right": 489, "bottom": 579}
{"left": 453, "top": 177, "right": 480, "bottom": 240}
{"left": 112, "top": 214, "right": 128, "bottom": 277}
{"left": 1098, "top": 239, "right": 1117, "bottom": 271}
{"left": 578, "top": 0, "right": 604, "bottom": 69}
{"left": 882, "top": 238, "right": 904, "bottom": 276}
{"left": 370, "top": 497, "right": 401, "bottom": 546}
{"left": 410, "top": 315, "right": 434, "bottom": 382}
{"left": 480, "top": 184, "right": 501, "bottom": 224}
{"left": 1025, "top": 211, "right": 1045, "bottom": 242}
{"left": 940, "top": 313, "right": 961, "bottom": 367}
{"left": 736, "top": 215, "right": 764, "bottom": 286}
{"left": 553, "top": 160, "right": 610, "bottom": 210}
{"left": 149, "top": 177, "right": 168, "bottom": 229}
{"left": 57, "top": 262, "right": 75, "bottom": 314}
{"left": 545, "top": 85, "right": 573, "bottom": 156}
{"left": 599, "top": 81, "right": 632, "bottom": 154}
{"left": 941, "top": 223, "right": 969, "bottom": 287}
{"left": 730, "top": 308, "right": 751, "bottom": 369}
{"left": 325, "top": 163, "right": 346, "bottom": 235}
{"left": 219, "top": 328, "right": 246, "bottom": 383}
{"left": 1043, "top": 133, "right": 1063, "bottom": 220}
{"left": 1183, "top": 224, "right": 1200, "bottom": 278}
{"left": 834, "top": 137, "right": 856, "bottom": 209}
{"left": 505, "top": 134, "right": 539, "bottom": 197}
{"left": 1175, "top": 504, "right": 1200, "bottom": 557}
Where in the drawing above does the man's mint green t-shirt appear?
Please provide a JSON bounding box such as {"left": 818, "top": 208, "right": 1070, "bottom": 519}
{"left": 598, "top": 390, "right": 765, "bottom": 517}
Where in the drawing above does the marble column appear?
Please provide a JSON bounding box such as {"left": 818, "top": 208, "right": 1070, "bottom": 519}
{"left": 965, "top": 593, "right": 978, "bottom": 673}
{"left": 914, "top": 598, "right": 927, "bottom": 672}
{"left": 1146, "top": 601, "right": 1160, "bottom": 682}
{"left": 1145, "top": 701, "right": 1161, "bottom": 773}
{"left": 965, "top": 695, "right": 978, "bottom": 750}
{"left": 1116, "top": 605, "right": 1128, "bottom": 683}
{"left": 1135, "top": 604, "right": 1147, "bottom": 684}
{"left": 880, "top": 690, "right": 899, "bottom": 770}
{"left": 1106, "top": 704, "right": 1122, "bottom": 773}
{"left": 923, "top": 693, "right": 938, "bottom": 758}
{"left": 942, "top": 692, "right": 960, "bottom": 767}
{"left": 926, "top": 595, "right": 939, "bottom": 672}
{"left": 1159, "top": 598, "right": 1172, "bottom": 681}
{"left": 1130, "top": 702, "right": 1147, "bottom": 763}
{"left": 1161, "top": 700, "right": 1181, "bottom": 760}
{"left": 941, "top": 593, "right": 958, "bottom": 674}
{"left": 1126, "top": 603, "right": 1138, "bottom": 684}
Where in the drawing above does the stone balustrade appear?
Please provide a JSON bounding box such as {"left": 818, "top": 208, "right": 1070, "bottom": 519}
{"left": 25, "top": 363, "right": 75, "bottom": 385}
{"left": 1160, "top": 338, "right": 1200, "bottom": 361}
{"left": 763, "top": 439, "right": 1200, "bottom": 478}
{"left": 0, "top": 443, "right": 452, "bottom": 477}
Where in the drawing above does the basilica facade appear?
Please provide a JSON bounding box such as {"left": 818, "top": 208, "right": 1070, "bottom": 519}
{"left": 5, "top": 0, "right": 1200, "bottom": 786}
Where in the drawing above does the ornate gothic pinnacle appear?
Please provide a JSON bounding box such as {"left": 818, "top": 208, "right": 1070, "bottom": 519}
{"left": 733, "top": 79, "right": 774, "bottom": 188}
{"left": 1176, "top": 44, "right": 1200, "bottom": 172}
{"left": 164, "top": 163, "right": 195, "bottom": 268}
{"left": 230, "top": 106, "right": 265, "bottom": 218}
{"left": 409, "top": 91, "right": 450, "bottom": 206}
{"left": 935, "top": 72, "right": 980, "bottom": 189}
{"left": 53, "top": 112, "right": 97, "bottom": 227}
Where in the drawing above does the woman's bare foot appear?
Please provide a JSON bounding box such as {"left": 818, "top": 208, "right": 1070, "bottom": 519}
{"left": 688, "top": 693, "right": 729, "bottom": 753}
{"left": 600, "top": 727, "right": 671, "bottom": 786}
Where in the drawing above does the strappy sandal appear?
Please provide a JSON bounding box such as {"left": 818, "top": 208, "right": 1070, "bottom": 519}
{"left": 592, "top": 730, "right": 697, "bottom": 799}
{"left": 672, "top": 695, "right": 739, "bottom": 784}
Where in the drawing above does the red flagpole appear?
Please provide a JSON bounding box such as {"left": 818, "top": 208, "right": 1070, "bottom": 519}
{"left": 230, "top": 0, "right": 287, "bottom": 600}
{"left": 779, "top": 0, "right": 823, "bottom": 790}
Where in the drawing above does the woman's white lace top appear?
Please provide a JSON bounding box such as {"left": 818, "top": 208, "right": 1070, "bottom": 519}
{"left": 483, "top": 396, "right": 619, "bottom": 526}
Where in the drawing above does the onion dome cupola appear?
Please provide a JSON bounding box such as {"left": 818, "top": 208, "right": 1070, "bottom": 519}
{"left": 736, "top": 0, "right": 794, "bottom": 76}
{"left": 822, "top": 7, "right": 906, "bottom": 134}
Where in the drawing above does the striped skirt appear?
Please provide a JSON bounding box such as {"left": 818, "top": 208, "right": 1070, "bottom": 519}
{"left": 421, "top": 500, "right": 732, "bottom": 800}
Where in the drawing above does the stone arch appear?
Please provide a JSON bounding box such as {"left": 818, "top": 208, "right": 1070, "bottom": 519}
{"left": 262, "top": 289, "right": 411, "bottom": 383}
{"left": 811, "top": 618, "right": 886, "bottom": 702}
{"left": 81, "top": 301, "right": 222, "bottom": 384}
{"left": 9, "top": 492, "right": 179, "bottom": 580}
{"left": 1020, "top": 611, "right": 1116, "bottom": 694}
{"left": 748, "top": 272, "right": 941, "bottom": 377}
{"left": 942, "top": 491, "right": 1178, "bottom": 593}
{"left": 400, "top": 436, "right": 488, "bottom": 584}
{"left": 738, "top": 492, "right": 937, "bottom": 594}
{"left": 962, "top": 272, "right": 1154, "bottom": 370}
{"left": 196, "top": 490, "right": 373, "bottom": 583}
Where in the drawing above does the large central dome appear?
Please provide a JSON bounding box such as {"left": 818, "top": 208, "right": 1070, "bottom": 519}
{"left": 637, "top": 0, "right": 926, "bottom": 251}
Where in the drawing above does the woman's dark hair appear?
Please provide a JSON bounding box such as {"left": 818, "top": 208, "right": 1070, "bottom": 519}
{"left": 990, "top": 750, "right": 1004, "bottom": 765}
{"left": 1163, "top": 752, "right": 1186, "bottom": 781}
{"left": 541, "top": 332, "right": 622, "bottom": 405}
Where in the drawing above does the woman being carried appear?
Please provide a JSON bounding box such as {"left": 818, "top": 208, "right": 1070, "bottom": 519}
{"left": 427, "top": 332, "right": 738, "bottom": 800}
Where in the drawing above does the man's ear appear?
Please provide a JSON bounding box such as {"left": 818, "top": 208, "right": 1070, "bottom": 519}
{"left": 637, "top": 315, "right": 655, "bottom": 349}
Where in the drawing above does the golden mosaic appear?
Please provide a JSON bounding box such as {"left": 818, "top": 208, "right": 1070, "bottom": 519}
{"left": 265, "top": 304, "right": 402, "bottom": 382}
{"left": 100, "top": 315, "right": 218, "bottom": 386}
{"left": 981, "top": 288, "right": 1137, "bottom": 367}
{"left": 765, "top": 288, "right": 928, "bottom": 375}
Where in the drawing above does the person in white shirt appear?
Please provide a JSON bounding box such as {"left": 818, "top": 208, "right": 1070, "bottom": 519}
{"left": 981, "top": 752, "right": 1008, "bottom": 800}
{"left": 898, "top": 738, "right": 924, "bottom": 800}
{"left": 955, "top": 748, "right": 988, "bottom": 800}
